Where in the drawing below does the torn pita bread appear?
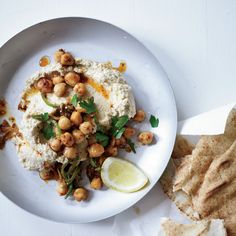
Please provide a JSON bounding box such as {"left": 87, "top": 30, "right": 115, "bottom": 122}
{"left": 158, "top": 218, "right": 227, "bottom": 236}
{"left": 160, "top": 109, "right": 236, "bottom": 235}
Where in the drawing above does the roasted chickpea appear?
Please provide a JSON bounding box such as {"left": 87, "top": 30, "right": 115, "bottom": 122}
{"left": 138, "top": 131, "right": 154, "bottom": 145}
{"left": 115, "top": 136, "right": 126, "bottom": 147}
{"left": 52, "top": 76, "right": 64, "bottom": 85}
{"left": 58, "top": 116, "right": 72, "bottom": 130}
{"left": 124, "top": 127, "right": 136, "bottom": 139}
{"left": 72, "top": 129, "right": 85, "bottom": 144}
{"left": 79, "top": 121, "right": 93, "bottom": 135}
{"left": 133, "top": 110, "right": 146, "bottom": 122}
{"left": 105, "top": 145, "right": 118, "bottom": 156}
{"left": 49, "top": 138, "right": 62, "bottom": 152}
{"left": 88, "top": 143, "right": 104, "bottom": 158}
{"left": 76, "top": 103, "right": 86, "bottom": 113}
{"left": 88, "top": 135, "right": 96, "bottom": 145}
{"left": 73, "top": 83, "right": 87, "bottom": 96}
{"left": 54, "top": 49, "right": 65, "bottom": 63}
{"left": 60, "top": 132, "right": 75, "bottom": 147}
{"left": 54, "top": 83, "right": 67, "bottom": 97}
{"left": 90, "top": 177, "right": 103, "bottom": 190}
{"left": 60, "top": 52, "right": 75, "bottom": 66}
{"left": 64, "top": 72, "right": 80, "bottom": 87}
{"left": 56, "top": 180, "right": 68, "bottom": 196}
{"left": 73, "top": 188, "right": 88, "bottom": 201}
{"left": 36, "top": 77, "right": 53, "bottom": 93}
{"left": 70, "top": 111, "right": 82, "bottom": 126}
{"left": 64, "top": 146, "right": 77, "bottom": 159}
{"left": 39, "top": 169, "right": 54, "bottom": 180}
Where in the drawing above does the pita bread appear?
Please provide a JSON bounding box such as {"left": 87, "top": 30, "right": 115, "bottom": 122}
{"left": 158, "top": 218, "right": 227, "bottom": 236}
{"left": 160, "top": 109, "right": 236, "bottom": 235}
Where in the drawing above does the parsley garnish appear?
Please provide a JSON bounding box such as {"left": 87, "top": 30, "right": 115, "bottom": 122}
{"left": 111, "top": 115, "right": 129, "bottom": 138}
{"left": 32, "top": 112, "right": 55, "bottom": 140}
{"left": 149, "top": 115, "right": 159, "bottom": 128}
{"left": 79, "top": 97, "right": 97, "bottom": 114}
{"left": 127, "top": 139, "right": 136, "bottom": 153}
{"left": 90, "top": 158, "right": 98, "bottom": 168}
{"left": 95, "top": 132, "right": 109, "bottom": 147}
{"left": 71, "top": 94, "right": 79, "bottom": 107}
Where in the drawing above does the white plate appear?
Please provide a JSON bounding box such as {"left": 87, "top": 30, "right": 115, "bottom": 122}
{"left": 0, "top": 17, "right": 177, "bottom": 223}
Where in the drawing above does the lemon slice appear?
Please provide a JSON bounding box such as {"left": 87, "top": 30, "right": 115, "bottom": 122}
{"left": 101, "top": 157, "right": 148, "bottom": 193}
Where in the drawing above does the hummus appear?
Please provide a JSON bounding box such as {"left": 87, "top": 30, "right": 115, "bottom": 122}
{"left": 16, "top": 59, "right": 136, "bottom": 170}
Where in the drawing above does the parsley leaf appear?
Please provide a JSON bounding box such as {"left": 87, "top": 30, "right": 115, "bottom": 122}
{"left": 71, "top": 94, "right": 79, "bottom": 107}
{"left": 65, "top": 183, "right": 73, "bottom": 199}
{"left": 149, "top": 115, "right": 159, "bottom": 128}
{"left": 90, "top": 158, "right": 97, "bottom": 168}
{"left": 42, "top": 120, "right": 55, "bottom": 140}
{"left": 113, "top": 127, "right": 125, "bottom": 139}
{"left": 32, "top": 112, "right": 49, "bottom": 121}
{"left": 127, "top": 139, "right": 136, "bottom": 153}
{"left": 79, "top": 97, "right": 97, "bottom": 114}
{"left": 95, "top": 132, "right": 109, "bottom": 147}
{"left": 111, "top": 115, "right": 129, "bottom": 138}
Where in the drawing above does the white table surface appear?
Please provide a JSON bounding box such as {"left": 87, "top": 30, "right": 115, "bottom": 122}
{"left": 1, "top": 0, "right": 236, "bottom": 235}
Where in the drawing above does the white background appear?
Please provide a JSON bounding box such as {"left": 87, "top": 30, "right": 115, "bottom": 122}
{"left": 0, "top": 0, "right": 236, "bottom": 235}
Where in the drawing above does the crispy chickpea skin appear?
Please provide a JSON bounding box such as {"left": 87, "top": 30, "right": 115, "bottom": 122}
{"left": 64, "top": 146, "right": 77, "bottom": 159}
{"left": 49, "top": 138, "right": 62, "bottom": 152}
{"left": 60, "top": 52, "right": 75, "bottom": 66}
{"left": 54, "top": 83, "right": 67, "bottom": 97}
{"left": 65, "top": 72, "right": 80, "bottom": 87}
{"left": 79, "top": 121, "right": 93, "bottom": 135}
{"left": 58, "top": 116, "right": 72, "bottom": 130}
{"left": 138, "top": 131, "right": 154, "bottom": 145}
{"left": 88, "top": 143, "right": 105, "bottom": 158}
{"left": 90, "top": 177, "right": 103, "bottom": 190}
{"left": 72, "top": 129, "right": 85, "bottom": 144}
{"left": 105, "top": 145, "right": 118, "bottom": 156}
{"left": 54, "top": 49, "right": 65, "bottom": 63}
{"left": 60, "top": 132, "right": 75, "bottom": 147}
{"left": 73, "top": 188, "right": 88, "bottom": 201}
{"left": 70, "top": 111, "right": 83, "bottom": 126}
{"left": 133, "top": 110, "right": 146, "bottom": 122}
{"left": 73, "top": 83, "right": 87, "bottom": 96}
{"left": 56, "top": 180, "right": 68, "bottom": 196}
{"left": 36, "top": 77, "right": 53, "bottom": 93}
{"left": 52, "top": 76, "right": 64, "bottom": 85}
{"left": 124, "top": 127, "right": 136, "bottom": 139}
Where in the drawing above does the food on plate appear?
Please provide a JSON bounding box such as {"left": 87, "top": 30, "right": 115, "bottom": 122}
{"left": 101, "top": 157, "right": 148, "bottom": 192}
{"left": 158, "top": 218, "right": 227, "bottom": 236}
{"left": 160, "top": 109, "right": 236, "bottom": 236}
{"left": 8, "top": 49, "right": 158, "bottom": 202}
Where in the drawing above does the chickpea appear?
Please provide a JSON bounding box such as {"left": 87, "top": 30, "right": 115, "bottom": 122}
{"left": 60, "top": 132, "right": 75, "bottom": 147}
{"left": 88, "top": 135, "right": 96, "bottom": 145}
{"left": 70, "top": 111, "right": 82, "bottom": 126}
{"left": 138, "top": 131, "right": 154, "bottom": 145}
{"left": 56, "top": 180, "right": 68, "bottom": 196}
{"left": 36, "top": 77, "right": 53, "bottom": 93}
{"left": 58, "top": 116, "right": 72, "bottom": 130}
{"left": 73, "top": 188, "right": 88, "bottom": 201}
{"left": 54, "top": 83, "right": 67, "bottom": 97}
{"left": 105, "top": 145, "right": 118, "bottom": 156}
{"left": 39, "top": 169, "right": 55, "bottom": 180}
{"left": 90, "top": 177, "right": 103, "bottom": 190}
{"left": 64, "top": 72, "right": 80, "bottom": 87}
{"left": 52, "top": 76, "right": 64, "bottom": 85}
{"left": 88, "top": 143, "right": 104, "bottom": 158}
{"left": 110, "top": 137, "right": 116, "bottom": 147}
{"left": 115, "top": 136, "right": 126, "bottom": 147}
{"left": 124, "top": 127, "right": 136, "bottom": 139}
{"left": 64, "top": 146, "right": 77, "bottom": 159}
{"left": 133, "top": 110, "right": 146, "bottom": 122}
{"left": 76, "top": 103, "right": 86, "bottom": 113}
{"left": 54, "top": 49, "right": 65, "bottom": 63}
{"left": 72, "top": 129, "right": 85, "bottom": 144}
{"left": 49, "top": 138, "right": 62, "bottom": 152}
{"left": 60, "top": 52, "right": 75, "bottom": 66}
{"left": 73, "top": 83, "right": 87, "bottom": 96}
{"left": 79, "top": 121, "right": 93, "bottom": 135}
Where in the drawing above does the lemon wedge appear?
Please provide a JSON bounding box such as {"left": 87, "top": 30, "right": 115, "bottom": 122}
{"left": 101, "top": 157, "right": 148, "bottom": 193}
